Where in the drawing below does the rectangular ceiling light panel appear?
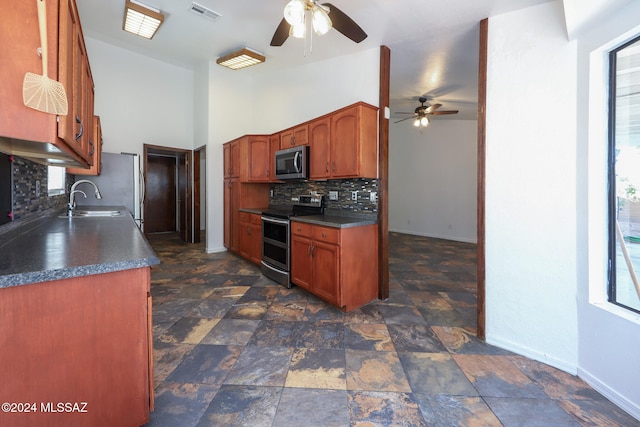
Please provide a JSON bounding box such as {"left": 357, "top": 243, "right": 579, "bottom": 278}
{"left": 216, "top": 48, "right": 265, "bottom": 70}
{"left": 123, "top": 0, "right": 165, "bottom": 39}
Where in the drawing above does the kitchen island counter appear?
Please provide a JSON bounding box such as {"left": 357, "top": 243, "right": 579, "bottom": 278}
{"left": 0, "top": 206, "right": 159, "bottom": 288}
{"left": 0, "top": 206, "right": 158, "bottom": 427}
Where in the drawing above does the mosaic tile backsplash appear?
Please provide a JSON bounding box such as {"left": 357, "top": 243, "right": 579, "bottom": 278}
{"left": 269, "top": 178, "right": 378, "bottom": 215}
{"left": 4, "top": 156, "right": 69, "bottom": 226}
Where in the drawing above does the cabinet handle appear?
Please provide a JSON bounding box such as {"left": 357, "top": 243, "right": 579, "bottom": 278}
{"left": 89, "top": 140, "right": 95, "bottom": 156}
{"left": 290, "top": 137, "right": 294, "bottom": 146}
{"left": 75, "top": 116, "right": 83, "bottom": 141}
{"left": 307, "top": 245, "right": 311, "bottom": 256}
{"left": 297, "top": 227, "right": 302, "bottom": 232}
{"left": 247, "top": 227, "right": 251, "bottom": 235}
{"left": 311, "top": 245, "right": 315, "bottom": 256}
{"left": 332, "top": 161, "right": 336, "bottom": 172}
{"left": 325, "top": 162, "right": 329, "bottom": 172}
{"left": 322, "top": 232, "right": 327, "bottom": 238}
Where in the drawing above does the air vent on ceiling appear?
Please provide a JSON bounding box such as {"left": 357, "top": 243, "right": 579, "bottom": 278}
{"left": 188, "top": 2, "right": 221, "bottom": 21}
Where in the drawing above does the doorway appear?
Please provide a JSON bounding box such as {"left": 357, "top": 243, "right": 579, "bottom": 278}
{"left": 144, "top": 144, "right": 193, "bottom": 242}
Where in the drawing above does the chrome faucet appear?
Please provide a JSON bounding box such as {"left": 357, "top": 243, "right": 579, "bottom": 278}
{"left": 68, "top": 179, "right": 102, "bottom": 213}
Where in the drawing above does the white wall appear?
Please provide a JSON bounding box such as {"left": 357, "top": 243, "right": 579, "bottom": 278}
{"left": 485, "top": 2, "right": 579, "bottom": 372}
{"left": 85, "top": 38, "right": 194, "bottom": 156}
{"left": 389, "top": 119, "right": 477, "bottom": 242}
{"left": 576, "top": 0, "right": 640, "bottom": 418}
{"left": 205, "top": 48, "right": 380, "bottom": 252}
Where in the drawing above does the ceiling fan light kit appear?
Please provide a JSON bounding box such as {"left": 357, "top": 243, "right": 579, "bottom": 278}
{"left": 271, "top": 1, "right": 367, "bottom": 47}
{"left": 123, "top": 0, "right": 164, "bottom": 40}
{"left": 395, "top": 96, "right": 459, "bottom": 130}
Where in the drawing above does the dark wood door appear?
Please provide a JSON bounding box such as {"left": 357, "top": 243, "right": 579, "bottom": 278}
{"left": 145, "top": 155, "right": 176, "bottom": 233}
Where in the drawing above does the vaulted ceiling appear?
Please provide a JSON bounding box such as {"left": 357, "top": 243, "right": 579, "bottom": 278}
{"left": 77, "top": 0, "right": 553, "bottom": 120}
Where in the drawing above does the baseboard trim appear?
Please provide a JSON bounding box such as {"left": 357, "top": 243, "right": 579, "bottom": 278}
{"left": 486, "top": 334, "right": 578, "bottom": 375}
{"left": 577, "top": 368, "right": 640, "bottom": 421}
{"left": 388, "top": 228, "right": 477, "bottom": 244}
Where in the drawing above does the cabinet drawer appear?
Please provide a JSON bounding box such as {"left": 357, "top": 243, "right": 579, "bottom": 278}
{"left": 250, "top": 213, "right": 262, "bottom": 225}
{"left": 313, "top": 226, "right": 339, "bottom": 244}
{"left": 238, "top": 212, "right": 251, "bottom": 223}
{"left": 291, "top": 221, "right": 312, "bottom": 237}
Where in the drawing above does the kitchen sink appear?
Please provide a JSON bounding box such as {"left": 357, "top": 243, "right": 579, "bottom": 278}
{"left": 60, "top": 209, "right": 125, "bottom": 218}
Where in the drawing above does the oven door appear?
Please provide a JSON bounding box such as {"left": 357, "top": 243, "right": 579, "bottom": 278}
{"left": 261, "top": 216, "right": 289, "bottom": 272}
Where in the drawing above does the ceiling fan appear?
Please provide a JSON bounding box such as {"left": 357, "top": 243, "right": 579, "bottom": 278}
{"left": 270, "top": 0, "right": 367, "bottom": 47}
{"left": 394, "top": 97, "right": 459, "bottom": 128}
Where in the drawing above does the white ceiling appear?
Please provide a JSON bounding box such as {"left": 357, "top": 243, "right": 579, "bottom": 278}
{"left": 76, "top": 0, "right": 552, "bottom": 120}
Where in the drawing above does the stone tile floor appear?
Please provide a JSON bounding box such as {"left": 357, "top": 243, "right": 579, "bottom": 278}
{"left": 143, "top": 232, "right": 638, "bottom": 426}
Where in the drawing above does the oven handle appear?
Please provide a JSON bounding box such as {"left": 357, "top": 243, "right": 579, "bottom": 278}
{"left": 261, "top": 216, "right": 290, "bottom": 226}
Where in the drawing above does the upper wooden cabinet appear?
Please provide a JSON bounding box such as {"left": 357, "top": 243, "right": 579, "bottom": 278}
{"left": 269, "top": 133, "right": 280, "bottom": 182}
{"left": 0, "top": 0, "right": 93, "bottom": 168}
{"left": 224, "top": 135, "right": 274, "bottom": 183}
{"left": 309, "top": 103, "right": 378, "bottom": 180}
{"left": 67, "top": 115, "right": 102, "bottom": 176}
{"left": 243, "top": 135, "right": 270, "bottom": 182}
{"left": 330, "top": 103, "right": 378, "bottom": 179}
{"left": 223, "top": 102, "right": 379, "bottom": 183}
{"left": 280, "top": 124, "right": 308, "bottom": 149}
{"left": 309, "top": 117, "right": 331, "bottom": 179}
{"left": 223, "top": 139, "right": 240, "bottom": 178}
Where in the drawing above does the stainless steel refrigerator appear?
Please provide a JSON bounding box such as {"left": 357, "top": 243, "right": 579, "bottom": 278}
{"left": 76, "top": 152, "right": 143, "bottom": 228}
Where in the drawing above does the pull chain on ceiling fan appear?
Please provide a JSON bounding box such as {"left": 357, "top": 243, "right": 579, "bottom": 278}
{"left": 270, "top": 1, "right": 367, "bottom": 49}
{"left": 394, "top": 97, "right": 459, "bottom": 130}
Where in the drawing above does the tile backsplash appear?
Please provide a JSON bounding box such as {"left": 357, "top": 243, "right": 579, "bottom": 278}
{"left": 269, "top": 178, "right": 378, "bottom": 215}
{"left": 2, "top": 156, "right": 69, "bottom": 230}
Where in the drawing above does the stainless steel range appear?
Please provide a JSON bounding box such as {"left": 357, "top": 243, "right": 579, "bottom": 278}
{"left": 261, "top": 195, "right": 325, "bottom": 287}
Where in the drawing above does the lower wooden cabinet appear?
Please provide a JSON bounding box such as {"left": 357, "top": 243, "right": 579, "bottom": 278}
{"left": 239, "top": 212, "right": 262, "bottom": 264}
{"left": 291, "top": 221, "right": 378, "bottom": 311}
{"left": 0, "top": 268, "right": 153, "bottom": 427}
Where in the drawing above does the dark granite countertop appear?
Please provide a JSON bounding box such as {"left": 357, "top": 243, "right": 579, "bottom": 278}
{"left": 238, "top": 207, "right": 267, "bottom": 215}
{"left": 291, "top": 214, "right": 377, "bottom": 228}
{"left": 0, "top": 206, "right": 159, "bottom": 289}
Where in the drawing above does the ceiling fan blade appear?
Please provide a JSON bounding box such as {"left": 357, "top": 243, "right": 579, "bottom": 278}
{"left": 270, "top": 18, "right": 290, "bottom": 46}
{"left": 394, "top": 115, "right": 416, "bottom": 124}
{"left": 426, "top": 103, "right": 442, "bottom": 113}
{"left": 430, "top": 110, "right": 459, "bottom": 115}
{"left": 323, "top": 3, "right": 367, "bottom": 43}
{"left": 395, "top": 112, "right": 414, "bottom": 115}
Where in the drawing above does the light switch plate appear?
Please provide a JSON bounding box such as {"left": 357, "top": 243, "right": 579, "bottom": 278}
{"left": 329, "top": 191, "right": 338, "bottom": 200}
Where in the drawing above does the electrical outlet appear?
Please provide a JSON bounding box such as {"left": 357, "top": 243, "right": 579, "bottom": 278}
{"left": 270, "top": 189, "right": 274, "bottom": 197}
{"left": 370, "top": 191, "right": 377, "bottom": 202}
{"left": 351, "top": 191, "right": 358, "bottom": 201}
{"left": 329, "top": 191, "right": 338, "bottom": 201}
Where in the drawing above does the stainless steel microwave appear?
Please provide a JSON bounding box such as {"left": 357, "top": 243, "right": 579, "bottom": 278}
{"left": 275, "top": 145, "right": 309, "bottom": 180}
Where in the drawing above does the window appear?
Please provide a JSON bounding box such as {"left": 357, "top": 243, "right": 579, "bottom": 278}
{"left": 608, "top": 35, "right": 640, "bottom": 314}
{"left": 47, "top": 166, "right": 66, "bottom": 196}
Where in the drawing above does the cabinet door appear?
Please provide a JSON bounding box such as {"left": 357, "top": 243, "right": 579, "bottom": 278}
{"left": 309, "top": 117, "right": 331, "bottom": 179}
{"left": 247, "top": 136, "right": 270, "bottom": 182}
{"left": 223, "top": 179, "right": 238, "bottom": 250}
{"left": 330, "top": 107, "right": 359, "bottom": 177}
{"left": 66, "top": 115, "right": 101, "bottom": 175}
{"left": 312, "top": 240, "right": 340, "bottom": 305}
{"left": 280, "top": 125, "right": 308, "bottom": 148}
{"left": 291, "top": 235, "right": 313, "bottom": 290}
{"left": 238, "top": 219, "right": 252, "bottom": 259}
{"left": 57, "top": 0, "right": 78, "bottom": 148}
{"left": 249, "top": 223, "right": 262, "bottom": 264}
{"left": 269, "top": 133, "right": 279, "bottom": 181}
{"left": 224, "top": 140, "right": 240, "bottom": 178}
